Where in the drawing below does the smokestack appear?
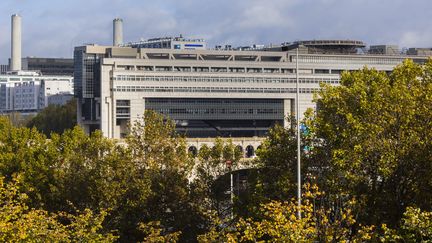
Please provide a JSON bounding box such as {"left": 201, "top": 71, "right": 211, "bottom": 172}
{"left": 113, "top": 18, "right": 123, "bottom": 46}
{"left": 11, "top": 14, "right": 22, "bottom": 71}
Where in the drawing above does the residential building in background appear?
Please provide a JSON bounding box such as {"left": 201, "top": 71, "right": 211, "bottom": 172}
{"left": 0, "top": 65, "right": 8, "bottom": 74}
{"left": 0, "top": 74, "right": 73, "bottom": 113}
{"left": 21, "top": 57, "right": 74, "bottom": 76}
{"left": 0, "top": 14, "right": 74, "bottom": 115}
{"left": 5, "top": 57, "right": 74, "bottom": 76}
{"left": 48, "top": 93, "right": 74, "bottom": 106}
{"left": 39, "top": 77, "right": 74, "bottom": 108}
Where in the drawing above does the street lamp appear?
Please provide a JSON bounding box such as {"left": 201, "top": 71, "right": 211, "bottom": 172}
{"left": 226, "top": 160, "right": 234, "bottom": 220}
{"left": 296, "top": 47, "right": 302, "bottom": 218}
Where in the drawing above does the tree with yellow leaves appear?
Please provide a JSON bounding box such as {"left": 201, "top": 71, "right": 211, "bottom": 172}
{"left": 0, "top": 176, "right": 117, "bottom": 242}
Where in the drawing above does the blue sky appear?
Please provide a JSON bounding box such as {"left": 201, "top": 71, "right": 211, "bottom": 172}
{"left": 1, "top": 0, "right": 432, "bottom": 63}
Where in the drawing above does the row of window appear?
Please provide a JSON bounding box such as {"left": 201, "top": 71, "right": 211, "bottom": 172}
{"left": 116, "top": 65, "right": 295, "bottom": 73}
{"left": 113, "top": 86, "right": 319, "bottom": 94}
{"left": 113, "top": 75, "right": 340, "bottom": 84}
{"left": 146, "top": 98, "right": 283, "bottom": 104}
{"left": 155, "top": 108, "right": 283, "bottom": 115}
{"left": 293, "top": 55, "right": 405, "bottom": 65}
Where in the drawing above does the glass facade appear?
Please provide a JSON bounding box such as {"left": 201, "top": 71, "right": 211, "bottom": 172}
{"left": 145, "top": 98, "right": 284, "bottom": 137}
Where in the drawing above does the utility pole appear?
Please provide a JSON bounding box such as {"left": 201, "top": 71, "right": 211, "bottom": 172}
{"left": 296, "top": 47, "right": 302, "bottom": 219}
{"left": 226, "top": 160, "right": 234, "bottom": 220}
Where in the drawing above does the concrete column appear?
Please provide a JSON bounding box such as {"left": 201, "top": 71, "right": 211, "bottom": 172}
{"left": 101, "top": 96, "right": 112, "bottom": 138}
{"left": 130, "top": 98, "right": 145, "bottom": 126}
{"left": 11, "top": 14, "right": 22, "bottom": 71}
{"left": 283, "top": 99, "right": 294, "bottom": 128}
{"left": 113, "top": 18, "right": 123, "bottom": 46}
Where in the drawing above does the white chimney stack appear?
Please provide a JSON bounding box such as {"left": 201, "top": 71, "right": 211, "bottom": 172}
{"left": 11, "top": 14, "right": 22, "bottom": 71}
{"left": 113, "top": 18, "right": 123, "bottom": 46}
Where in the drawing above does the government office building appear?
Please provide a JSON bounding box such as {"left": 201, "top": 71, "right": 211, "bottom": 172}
{"left": 74, "top": 37, "right": 430, "bottom": 139}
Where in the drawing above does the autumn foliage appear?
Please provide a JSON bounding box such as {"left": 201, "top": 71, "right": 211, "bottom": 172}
{"left": 0, "top": 60, "right": 431, "bottom": 241}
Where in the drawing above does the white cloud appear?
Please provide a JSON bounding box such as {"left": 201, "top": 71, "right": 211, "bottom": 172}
{"left": 1, "top": 0, "right": 432, "bottom": 63}
{"left": 400, "top": 31, "right": 432, "bottom": 48}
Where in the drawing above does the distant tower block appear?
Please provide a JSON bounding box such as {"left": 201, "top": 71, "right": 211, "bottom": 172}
{"left": 113, "top": 18, "right": 123, "bottom": 46}
{"left": 11, "top": 14, "right": 22, "bottom": 71}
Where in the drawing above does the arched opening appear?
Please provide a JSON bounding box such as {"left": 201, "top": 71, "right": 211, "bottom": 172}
{"left": 257, "top": 145, "right": 262, "bottom": 153}
{"left": 246, "top": 145, "right": 255, "bottom": 158}
{"left": 188, "top": 146, "right": 198, "bottom": 157}
{"left": 235, "top": 145, "right": 244, "bottom": 157}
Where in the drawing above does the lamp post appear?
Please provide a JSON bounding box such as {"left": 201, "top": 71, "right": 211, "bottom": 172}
{"left": 226, "top": 160, "right": 234, "bottom": 220}
{"left": 296, "top": 47, "right": 302, "bottom": 218}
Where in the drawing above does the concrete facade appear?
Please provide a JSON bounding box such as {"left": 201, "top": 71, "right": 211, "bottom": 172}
{"left": 0, "top": 73, "right": 73, "bottom": 113}
{"left": 10, "top": 14, "right": 21, "bottom": 71}
{"left": 74, "top": 43, "right": 429, "bottom": 140}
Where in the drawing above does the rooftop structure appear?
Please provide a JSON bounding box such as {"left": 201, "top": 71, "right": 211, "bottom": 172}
{"left": 407, "top": 48, "right": 432, "bottom": 56}
{"left": 278, "top": 39, "right": 366, "bottom": 54}
{"left": 20, "top": 57, "right": 74, "bottom": 76}
{"left": 10, "top": 14, "right": 22, "bottom": 71}
{"left": 113, "top": 18, "right": 124, "bottom": 46}
{"left": 124, "top": 35, "right": 207, "bottom": 50}
{"left": 369, "top": 45, "right": 400, "bottom": 55}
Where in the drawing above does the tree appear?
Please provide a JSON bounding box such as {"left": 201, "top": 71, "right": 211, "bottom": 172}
{"left": 233, "top": 119, "right": 316, "bottom": 219}
{"left": 394, "top": 206, "right": 432, "bottom": 241}
{"left": 0, "top": 176, "right": 117, "bottom": 242}
{"left": 191, "top": 138, "right": 243, "bottom": 220}
{"left": 0, "top": 110, "right": 208, "bottom": 241}
{"left": 197, "top": 185, "right": 375, "bottom": 242}
{"left": 27, "top": 98, "right": 77, "bottom": 136}
{"left": 3, "top": 112, "right": 34, "bottom": 127}
{"left": 0, "top": 116, "right": 59, "bottom": 207}
{"left": 310, "top": 59, "right": 432, "bottom": 226}
{"left": 125, "top": 110, "right": 207, "bottom": 242}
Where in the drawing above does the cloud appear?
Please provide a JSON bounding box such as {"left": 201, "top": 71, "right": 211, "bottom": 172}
{"left": 400, "top": 31, "right": 432, "bottom": 48}
{"left": 1, "top": 0, "right": 432, "bottom": 63}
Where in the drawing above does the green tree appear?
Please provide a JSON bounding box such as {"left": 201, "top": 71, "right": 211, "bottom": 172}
{"left": 3, "top": 112, "right": 34, "bottom": 127}
{"left": 310, "top": 59, "right": 432, "bottom": 226}
{"left": 235, "top": 119, "right": 316, "bottom": 219}
{"left": 27, "top": 98, "right": 76, "bottom": 136}
{"left": 125, "top": 110, "right": 208, "bottom": 242}
{"left": 394, "top": 207, "right": 432, "bottom": 241}
{"left": 0, "top": 116, "right": 59, "bottom": 207}
{"left": 191, "top": 138, "right": 243, "bottom": 220}
{"left": 198, "top": 185, "right": 375, "bottom": 243}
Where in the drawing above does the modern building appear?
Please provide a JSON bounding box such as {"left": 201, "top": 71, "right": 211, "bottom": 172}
{"left": 369, "top": 45, "right": 400, "bottom": 55}
{"left": 74, "top": 38, "right": 429, "bottom": 139}
{"left": 38, "top": 77, "right": 74, "bottom": 108}
{"left": 407, "top": 48, "right": 432, "bottom": 56}
{"left": 0, "top": 14, "right": 74, "bottom": 114}
{"left": 47, "top": 93, "right": 74, "bottom": 106}
{"left": 21, "top": 57, "right": 74, "bottom": 76}
{"left": 0, "top": 73, "right": 73, "bottom": 113}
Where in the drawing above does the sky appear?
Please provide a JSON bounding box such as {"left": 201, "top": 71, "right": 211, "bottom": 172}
{"left": 1, "top": 0, "right": 432, "bottom": 63}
